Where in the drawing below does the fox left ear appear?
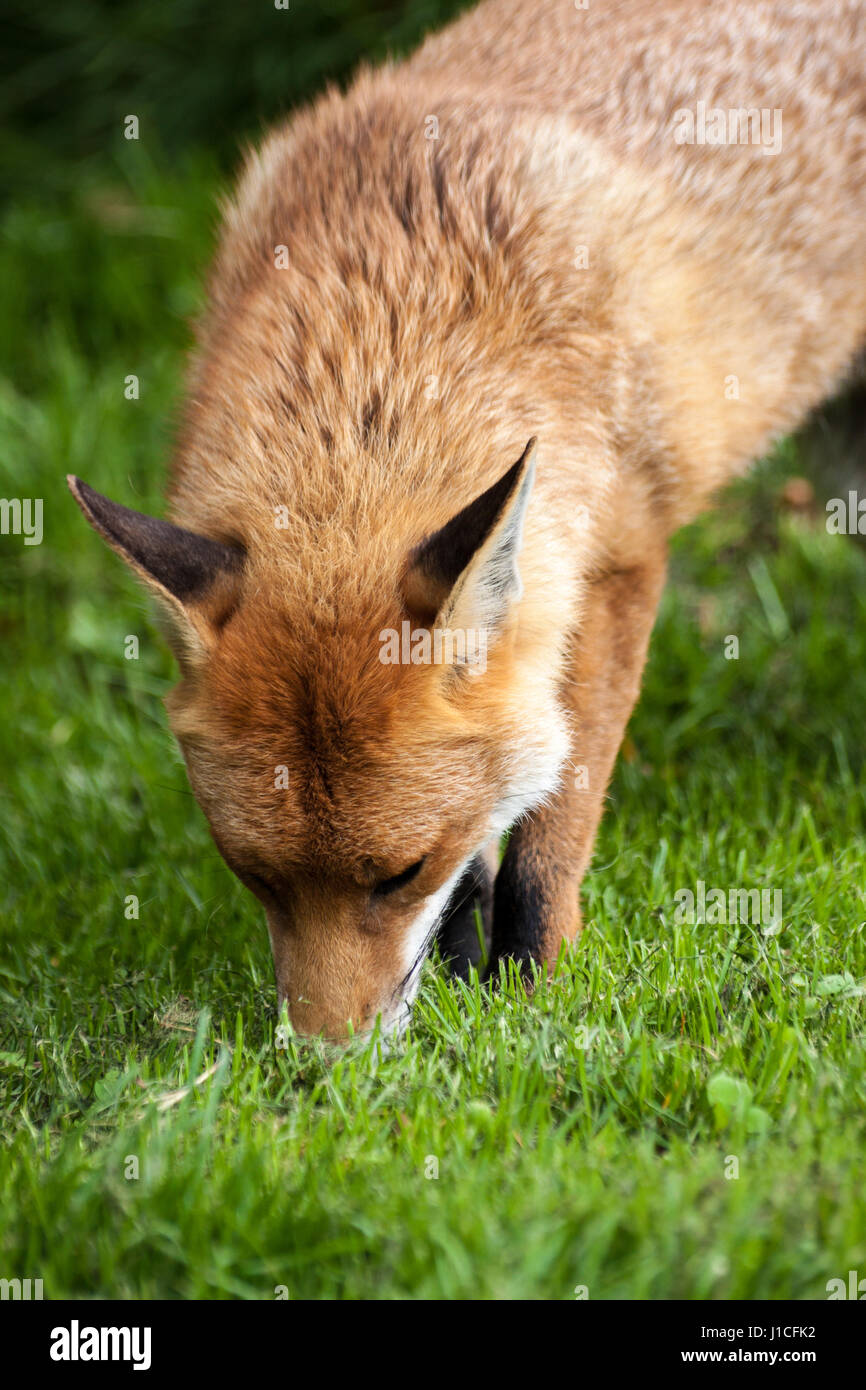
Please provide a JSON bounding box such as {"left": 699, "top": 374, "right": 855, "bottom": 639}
{"left": 404, "top": 437, "right": 536, "bottom": 638}
{"left": 67, "top": 476, "right": 245, "bottom": 666}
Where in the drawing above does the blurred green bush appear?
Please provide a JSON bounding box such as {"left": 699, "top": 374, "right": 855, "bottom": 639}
{"left": 2, "top": 0, "right": 469, "bottom": 177}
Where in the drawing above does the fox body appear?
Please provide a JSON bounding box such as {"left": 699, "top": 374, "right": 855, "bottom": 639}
{"left": 71, "top": 0, "right": 866, "bottom": 1037}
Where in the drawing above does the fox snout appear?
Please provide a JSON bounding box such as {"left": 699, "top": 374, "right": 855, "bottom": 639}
{"left": 264, "top": 870, "right": 464, "bottom": 1039}
{"left": 267, "top": 908, "right": 395, "bottom": 1039}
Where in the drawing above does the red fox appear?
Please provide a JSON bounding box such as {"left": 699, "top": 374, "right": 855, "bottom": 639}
{"left": 70, "top": 0, "right": 866, "bottom": 1038}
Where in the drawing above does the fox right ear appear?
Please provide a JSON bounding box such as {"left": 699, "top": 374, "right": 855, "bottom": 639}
{"left": 403, "top": 438, "right": 536, "bottom": 637}
{"left": 67, "top": 476, "right": 245, "bottom": 665}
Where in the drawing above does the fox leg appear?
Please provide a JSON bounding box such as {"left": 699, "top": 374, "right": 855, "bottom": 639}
{"left": 488, "top": 556, "right": 667, "bottom": 974}
{"left": 436, "top": 843, "right": 497, "bottom": 977}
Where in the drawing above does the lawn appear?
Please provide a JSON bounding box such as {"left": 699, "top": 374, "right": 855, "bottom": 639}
{"left": 2, "top": 136, "right": 866, "bottom": 1303}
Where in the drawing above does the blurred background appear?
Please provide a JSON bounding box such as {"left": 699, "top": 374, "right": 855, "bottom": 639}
{"left": 2, "top": 2, "right": 469, "bottom": 171}
{"left": 1, "top": 0, "right": 469, "bottom": 387}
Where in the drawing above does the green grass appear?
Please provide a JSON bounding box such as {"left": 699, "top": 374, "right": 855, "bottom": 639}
{"left": 2, "top": 148, "right": 866, "bottom": 1302}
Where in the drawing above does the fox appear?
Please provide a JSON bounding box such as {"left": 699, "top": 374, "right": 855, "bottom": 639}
{"left": 69, "top": 0, "right": 866, "bottom": 1039}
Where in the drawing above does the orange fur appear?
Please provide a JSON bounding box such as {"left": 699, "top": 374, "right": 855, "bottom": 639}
{"left": 71, "top": 0, "right": 866, "bottom": 1036}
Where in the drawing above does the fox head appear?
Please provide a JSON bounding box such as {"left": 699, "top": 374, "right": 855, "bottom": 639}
{"left": 68, "top": 437, "right": 569, "bottom": 1038}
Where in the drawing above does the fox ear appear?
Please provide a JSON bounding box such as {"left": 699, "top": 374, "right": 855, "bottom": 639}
{"left": 68, "top": 476, "right": 245, "bottom": 665}
{"left": 404, "top": 437, "right": 536, "bottom": 638}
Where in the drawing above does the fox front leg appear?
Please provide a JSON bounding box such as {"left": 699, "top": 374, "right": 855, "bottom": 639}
{"left": 436, "top": 845, "right": 497, "bottom": 977}
{"left": 488, "top": 557, "right": 667, "bottom": 977}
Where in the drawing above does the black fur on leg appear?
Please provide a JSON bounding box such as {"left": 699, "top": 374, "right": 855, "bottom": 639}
{"left": 436, "top": 853, "right": 495, "bottom": 978}
{"left": 483, "top": 840, "right": 549, "bottom": 984}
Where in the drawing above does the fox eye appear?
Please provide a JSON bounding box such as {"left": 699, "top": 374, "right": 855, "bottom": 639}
{"left": 372, "top": 857, "right": 426, "bottom": 897}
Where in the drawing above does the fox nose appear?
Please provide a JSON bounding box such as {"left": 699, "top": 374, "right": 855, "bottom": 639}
{"left": 278, "top": 988, "right": 377, "bottom": 1041}
{"left": 266, "top": 901, "right": 399, "bottom": 1040}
